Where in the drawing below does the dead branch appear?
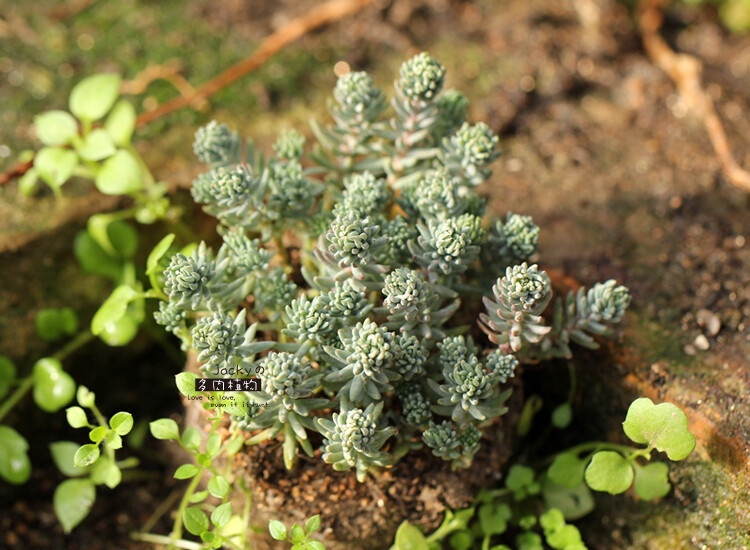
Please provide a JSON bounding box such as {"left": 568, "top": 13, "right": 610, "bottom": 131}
{"left": 638, "top": 0, "right": 750, "bottom": 192}
{"left": 0, "top": 0, "right": 374, "bottom": 187}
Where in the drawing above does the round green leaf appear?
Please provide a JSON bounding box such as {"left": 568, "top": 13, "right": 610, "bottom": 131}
{"left": 105, "top": 430, "right": 123, "bottom": 449}
{"left": 35, "top": 146, "right": 78, "bottom": 189}
{"left": 206, "top": 433, "right": 221, "bottom": 458}
{"left": 149, "top": 418, "right": 179, "bottom": 440}
{"left": 104, "top": 100, "right": 136, "bottom": 146}
{"left": 109, "top": 411, "right": 134, "bottom": 436}
{"left": 394, "top": 521, "right": 429, "bottom": 550}
{"left": 269, "top": 520, "right": 287, "bottom": 541}
{"left": 208, "top": 475, "right": 230, "bottom": 498}
{"left": 547, "top": 452, "right": 586, "bottom": 489}
{"left": 182, "top": 427, "right": 201, "bottom": 451}
{"left": 175, "top": 372, "right": 200, "bottom": 398}
{"left": 69, "top": 73, "right": 121, "bottom": 122}
{"left": 290, "top": 523, "right": 305, "bottom": 543}
{"left": 174, "top": 464, "right": 201, "bottom": 479}
{"left": 0, "top": 426, "right": 31, "bottom": 484}
{"left": 34, "top": 111, "right": 78, "bottom": 146}
{"left": 183, "top": 506, "right": 209, "bottom": 536}
{"left": 633, "top": 462, "right": 671, "bottom": 501}
{"left": 90, "top": 456, "right": 121, "bottom": 488}
{"left": 541, "top": 478, "right": 595, "bottom": 521}
{"left": 35, "top": 308, "right": 78, "bottom": 341}
{"left": 0, "top": 356, "right": 17, "bottom": 400}
{"left": 74, "top": 230, "right": 123, "bottom": 280}
{"left": 584, "top": 451, "right": 634, "bottom": 494}
{"left": 74, "top": 443, "right": 100, "bottom": 468}
{"left": 95, "top": 149, "right": 144, "bottom": 195}
{"left": 33, "top": 358, "right": 75, "bottom": 412}
{"left": 91, "top": 285, "right": 138, "bottom": 336}
{"left": 97, "top": 313, "right": 139, "bottom": 347}
{"left": 551, "top": 403, "right": 572, "bottom": 429}
{"left": 211, "top": 502, "right": 232, "bottom": 528}
{"left": 49, "top": 441, "right": 90, "bottom": 477}
{"left": 77, "top": 128, "right": 116, "bottom": 161}
{"left": 622, "top": 398, "right": 696, "bottom": 461}
{"left": 54, "top": 478, "right": 96, "bottom": 533}
{"left": 66, "top": 406, "right": 89, "bottom": 429}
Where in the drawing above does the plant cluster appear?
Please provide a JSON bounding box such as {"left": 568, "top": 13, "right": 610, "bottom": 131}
{"left": 150, "top": 52, "right": 632, "bottom": 482}
{"left": 391, "top": 397, "right": 696, "bottom": 550}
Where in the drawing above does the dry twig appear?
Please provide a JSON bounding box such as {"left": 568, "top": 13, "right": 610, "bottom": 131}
{"left": 638, "top": 0, "right": 750, "bottom": 192}
{"left": 0, "top": 0, "right": 375, "bottom": 187}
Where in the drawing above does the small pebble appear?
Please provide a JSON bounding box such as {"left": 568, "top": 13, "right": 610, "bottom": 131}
{"left": 694, "top": 334, "right": 710, "bottom": 351}
{"left": 696, "top": 309, "right": 721, "bottom": 336}
{"left": 684, "top": 344, "right": 696, "bottom": 356}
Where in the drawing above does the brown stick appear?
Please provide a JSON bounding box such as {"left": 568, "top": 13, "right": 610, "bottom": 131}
{"left": 135, "top": 0, "right": 374, "bottom": 127}
{"left": 638, "top": 0, "right": 750, "bottom": 192}
{"left": 0, "top": 0, "right": 374, "bottom": 187}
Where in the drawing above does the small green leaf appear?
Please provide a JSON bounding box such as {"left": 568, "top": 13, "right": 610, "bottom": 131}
{"left": 290, "top": 524, "right": 305, "bottom": 543}
{"left": 66, "top": 406, "right": 89, "bottom": 429}
{"left": 35, "top": 110, "right": 78, "bottom": 146}
{"left": 91, "top": 285, "right": 138, "bottom": 336}
{"left": 50, "top": 441, "right": 90, "bottom": 477}
{"left": 622, "top": 398, "right": 696, "bottom": 461}
{"left": 69, "top": 73, "right": 121, "bottom": 122}
{"left": 547, "top": 453, "right": 586, "bottom": 489}
{"left": 584, "top": 451, "right": 634, "bottom": 494}
{"left": 87, "top": 215, "right": 138, "bottom": 258}
{"left": 35, "top": 146, "right": 78, "bottom": 189}
{"left": 450, "top": 531, "right": 474, "bottom": 550}
{"left": 189, "top": 490, "right": 209, "bottom": 503}
{"left": 77, "top": 128, "right": 116, "bottom": 161}
{"left": 308, "top": 542, "right": 325, "bottom": 550}
{"left": 33, "top": 358, "right": 75, "bottom": 412}
{"left": 77, "top": 385, "right": 95, "bottom": 408}
{"left": 149, "top": 418, "right": 179, "bottom": 440}
{"left": 175, "top": 372, "right": 200, "bottom": 398}
{"left": 305, "top": 515, "right": 321, "bottom": 534}
{"left": 146, "top": 233, "right": 176, "bottom": 276}
{"left": 97, "top": 313, "right": 139, "bottom": 347}
{"left": 206, "top": 433, "right": 221, "bottom": 458}
{"left": 174, "top": 464, "right": 201, "bottom": 479}
{"left": 208, "top": 475, "right": 230, "bottom": 498}
{"left": 0, "top": 356, "right": 17, "bottom": 400}
{"left": 35, "top": 307, "right": 78, "bottom": 341}
{"left": 633, "top": 462, "right": 671, "bottom": 501}
{"left": 54, "top": 478, "right": 96, "bottom": 533}
{"left": 551, "top": 403, "right": 572, "bottom": 429}
{"left": 0, "top": 426, "right": 31, "bottom": 484}
{"left": 104, "top": 100, "right": 136, "bottom": 146}
{"left": 109, "top": 412, "right": 134, "bottom": 436}
{"left": 478, "top": 503, "right": 509, "bottom": 536}
{"left": 505, "top": 464, "right": 535, "bottom": 493}
{"left": 183, "top": 506, "right": 209, "bottom": 536}
{"left": 211, "top": 502, "right": 232, "bottom": 528}
{"left": 105, "top": 430, "right": 123, "bottom": 449}
{"left": 90, "top": 457, "right": 121, "bottom": 488}
{"left": 95, "top": 149, "right": 143, "bottom": 195}
{"left": 89, "top": 426, "right": 107, "bottom": 444}
{"left": 182, "top": 427, "right": 202, "bottom": 451}
{"left": 542, "top": 479, "right": 595, "bottom": 521}
{"left": 19, "top": 167, "right": 39, "bottom": 196}
{"left": 393, "top": 521, "right": 429, "bottom": 550}
{"left": 74, "top": 230, "right": 123, "bottom": 280}
{"left": 74, "top": 444, "right": 100, "bottom": 468}
{"left": 269, "top": 519, "right": 287, "bottom": 540}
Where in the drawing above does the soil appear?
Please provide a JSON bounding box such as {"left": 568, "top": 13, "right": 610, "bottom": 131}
{"left": 2, "top": 0, "right": 750, "bottom": 548}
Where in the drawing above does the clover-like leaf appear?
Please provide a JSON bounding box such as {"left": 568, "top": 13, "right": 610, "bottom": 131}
{"left": 35, "top": 146, "right": 78, "bottom": 190}
{"left": 76, "top": 128, "right": 116, "bottom": 161}
{"left": 584, "top": 451, "right": 633, "bottom": 494}
{"left": 622, "top": 398, "right": 696, "bottom": 461}
{"left": 633, "top": 461, "right": 671, "bottom": 501}
{"left": 393, "top": 521, "right": 429, "bottom": 550}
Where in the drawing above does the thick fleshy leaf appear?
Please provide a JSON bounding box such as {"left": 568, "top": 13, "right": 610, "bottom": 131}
{"left": 95, "top": 150, "right": 143, "bottom": 195}
{"left": 34, "top": 110, "right": 78, "bottom": 146}
{"left": 0, "top": 426, "right": 31, "bottom": 484}
{"left": 33, "top": 358, "right": 75, "bottom": 412}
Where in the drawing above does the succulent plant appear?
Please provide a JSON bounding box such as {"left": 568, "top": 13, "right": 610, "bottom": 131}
{"left": 153, "top": 52, "right": 630, "bottom": 481}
